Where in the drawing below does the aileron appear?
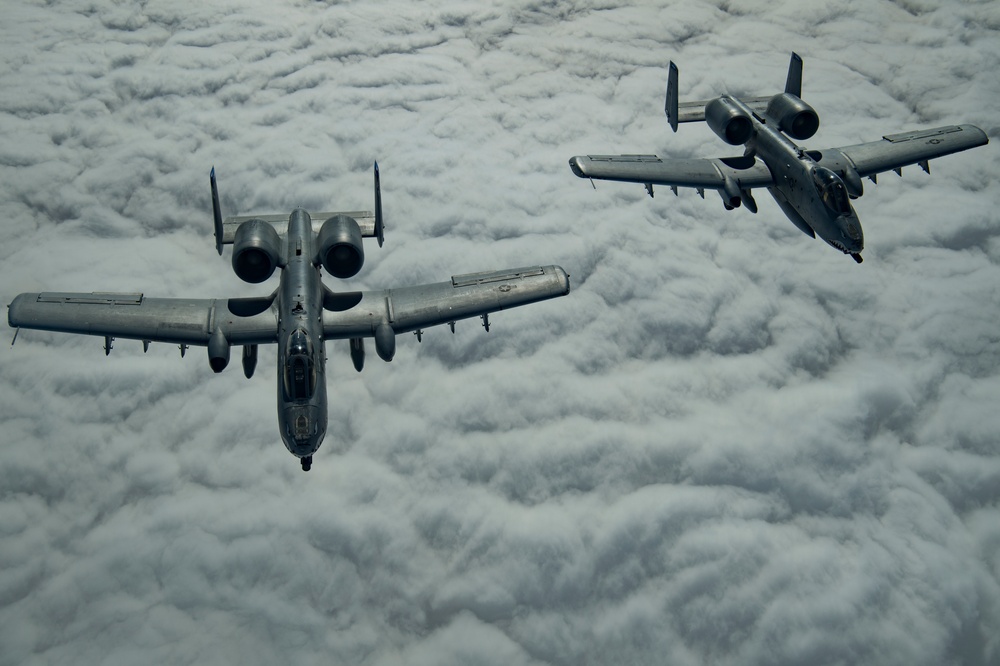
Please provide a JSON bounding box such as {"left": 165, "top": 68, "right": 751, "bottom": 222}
{"left": 36, "top": 292, "right": 143, "bottom": 306}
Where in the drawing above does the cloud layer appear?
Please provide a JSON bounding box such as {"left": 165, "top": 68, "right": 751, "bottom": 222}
{"left": 2, "top": 1, "right": 999, "bottom": 664}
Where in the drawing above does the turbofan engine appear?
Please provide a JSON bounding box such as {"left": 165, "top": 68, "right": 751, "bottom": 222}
{"left": 765, "top": 93, "right": 819, "bottom": 140}
{"left": 705, "top": 97, "right": 754, "bottom": 145}
{"left": 232, "top": 219, "right": 282, "bottom": 283}
{"left": 317, "top": 215, "right": 364, "bottom": 279}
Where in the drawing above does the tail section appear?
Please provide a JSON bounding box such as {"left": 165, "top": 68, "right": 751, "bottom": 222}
{"left": 665, "top": 62, "right": 679, "bottom": 132}
{"left": 374, "top": 161, "right": 384, "bottom": 247}
{"left": 210, "top": 167, "right": 224, "bottom": 256}
{"left": 784, "top": 52, "right": 803, "bottom": 98}
{"left": 663, "top": 52, "right": 806, "bottom": 129}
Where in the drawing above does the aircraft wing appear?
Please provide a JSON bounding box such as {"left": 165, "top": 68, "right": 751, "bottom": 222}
{"left": 8, "top": 292, "right": 278, "bottom": 347}
{"left": 322, "top": 265, "right": 570, "bottom": 338}
{"left": 830, "top": 124, "right": 988, "bottom": 178}
{"left": 568, "top": 154, "right": 774, "bottom": 192}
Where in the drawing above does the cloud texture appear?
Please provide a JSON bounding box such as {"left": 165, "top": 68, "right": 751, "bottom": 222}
{"left": 1, "top": 1, "right": 999, "bottom": 664}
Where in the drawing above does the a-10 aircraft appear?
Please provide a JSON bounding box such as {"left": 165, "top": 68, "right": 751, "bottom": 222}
{"left": 8, "top": 165, "right": 570, "bottom": 470}
{"left": 569, "top": 53, "right": 988, "bottom": 262}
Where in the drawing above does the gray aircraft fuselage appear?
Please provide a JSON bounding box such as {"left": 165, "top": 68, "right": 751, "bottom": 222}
{"left": 276, "top": 209, "right": 328, "bottom": 460}
{"left": 8, "top": 163, "right": 573, "bottom": 471}
{"left": 734, "top": 95, "right": 864, "bottom": 256}
{"left": 569, "top": 52, "right": 989, "bottom": 262}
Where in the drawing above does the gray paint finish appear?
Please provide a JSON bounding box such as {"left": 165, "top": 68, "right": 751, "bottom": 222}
{"left": 569, "top": 53, "right": 988, "bottom": 263}
{"left": 7, "top": 170, "right": 570, "bottom": 470}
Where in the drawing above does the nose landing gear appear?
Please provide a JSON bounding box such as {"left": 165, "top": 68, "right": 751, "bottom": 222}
{"left": 301, "top": 455, "right": 312, "bottom": 472}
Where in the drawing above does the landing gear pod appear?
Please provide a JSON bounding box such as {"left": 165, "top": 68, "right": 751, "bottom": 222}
{"left": 374, "top": 323, "right": 395, "bottom": 362}
{"left": 208, "top": 328, "right": 230, "bottom": 373}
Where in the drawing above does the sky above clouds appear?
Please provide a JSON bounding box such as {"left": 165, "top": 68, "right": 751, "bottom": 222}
{"left": 1, "top": 0, "right": 999, "bottom": 664}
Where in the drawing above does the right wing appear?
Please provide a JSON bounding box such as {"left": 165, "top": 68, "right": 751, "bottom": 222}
{"left": 826, "top": 124, "right": 988, "bottom": 179}
{"left": 322, "top": 265, "right": 570, "bottom": 338}
{"left": 8, "top": 292, "right": 278, "bottom": 346}
{"left": 568, "top": 154, "right": 774, "bottom": 194}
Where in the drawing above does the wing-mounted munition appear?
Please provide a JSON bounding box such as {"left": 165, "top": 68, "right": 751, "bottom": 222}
{"left": 9, "top": 163, "right": 571, "bottom": 471}
{"left": 570, "top": 52, "right": 988, "bottom": 263}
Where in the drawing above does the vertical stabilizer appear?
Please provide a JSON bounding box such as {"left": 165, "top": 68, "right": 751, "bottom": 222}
{"left": 665, "top": 61, "right": 679, "bottom": 132}
{"left": 210, "top": 167, "right": 224, "bottom": 256}
{"left": 374, "top": 161, "right": 384, "bottom": 247}
{"left": 785, "top": 52, "right": 803, "bottom": 98}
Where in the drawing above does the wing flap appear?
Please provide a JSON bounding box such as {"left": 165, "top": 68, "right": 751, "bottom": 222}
{"left": 837, "top": 124, "right": 988, "bottom": 178}
{"left": 323, "top": 265, "right": 570, "bottom": 338}
{"left": 8, "top": 293, "right": 278, "bottom": 346}
{"left": 569, "top": 154, "right": 774, "bottom": 190}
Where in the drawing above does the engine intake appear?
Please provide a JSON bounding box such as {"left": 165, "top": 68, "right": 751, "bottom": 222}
{"left": 705, "top": 97, "right": 753, "bottom": 145}
{"left": 232, "top": 219, "right": 282, "bottom": 283}
{"left": 766, "top": 93, "right": 819, "bottom": 140}
{"left": 318, "top": 215, "right": 364, "bottom": 279}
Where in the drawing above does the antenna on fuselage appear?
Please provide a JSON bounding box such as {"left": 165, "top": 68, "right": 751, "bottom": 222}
{"left": 374, "top": 161, "right": 385, "bottom": 247}
{"left": 210, "top": 167, "right": 224, "bottom": 256}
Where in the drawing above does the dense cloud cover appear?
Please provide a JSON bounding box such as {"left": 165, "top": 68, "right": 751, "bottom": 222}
{"left": 2, "top": 0, "right": 999, "bottom": 664}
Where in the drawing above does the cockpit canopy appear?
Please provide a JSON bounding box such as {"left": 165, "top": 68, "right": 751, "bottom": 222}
{"left": 812, "top": 167, "right": 852, "bottom": 215}
{"left": 284, "top": 329, "right": 316, "bottom": 402}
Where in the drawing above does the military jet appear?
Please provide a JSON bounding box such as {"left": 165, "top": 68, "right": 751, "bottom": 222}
{"left": 569, "top": 53, "right": 988, "bottom": 262}
{"left": 8, "top": 165, "right": 570, "bottom": 470}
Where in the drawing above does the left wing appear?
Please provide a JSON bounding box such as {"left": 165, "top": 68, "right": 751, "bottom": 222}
{"left": 8, "top": 292, "right": 278, "bottom": 347}
{"left": 823, "top": 124, "right": 988, "bottom": 179}
{"left": 568, "top": 154, "right": 774, "bottom": 196}
{"left": 322, "top": 265, "right": 570, "bottom": 339}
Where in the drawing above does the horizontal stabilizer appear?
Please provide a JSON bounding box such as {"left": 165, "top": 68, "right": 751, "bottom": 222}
{"left": 220, "top": 211, "right": 378, "bottom": 245}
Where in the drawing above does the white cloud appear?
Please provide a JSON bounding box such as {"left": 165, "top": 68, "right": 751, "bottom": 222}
{"left": 1, "top": 1, "right": 998, "bottom": 664}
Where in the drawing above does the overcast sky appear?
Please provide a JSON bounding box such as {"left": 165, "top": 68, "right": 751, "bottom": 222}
{"left": 2, "top": 0, "right": 999, "bottom": 664}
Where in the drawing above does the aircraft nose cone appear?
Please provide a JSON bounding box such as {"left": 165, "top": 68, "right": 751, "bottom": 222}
{"left": 846, "top": 220, "right": 862, "bottom": 241}
{"left": 839, "top": 215, "right": 864, "bottom": 252}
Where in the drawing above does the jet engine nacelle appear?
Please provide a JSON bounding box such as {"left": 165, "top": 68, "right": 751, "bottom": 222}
{"left": 208, "top": 328, "right": 230, "bottom": 373}
{"left": 317, "top": 215, "right": 364, "bottom": 279}
{"left": 232, "top": 219, "right": 282, "bottom": 283}
{"left": 705, "top": 97, "right": 754, "bottom": 145}
{"left": 766, "top": 93, "right": 819, "bottom": 140}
